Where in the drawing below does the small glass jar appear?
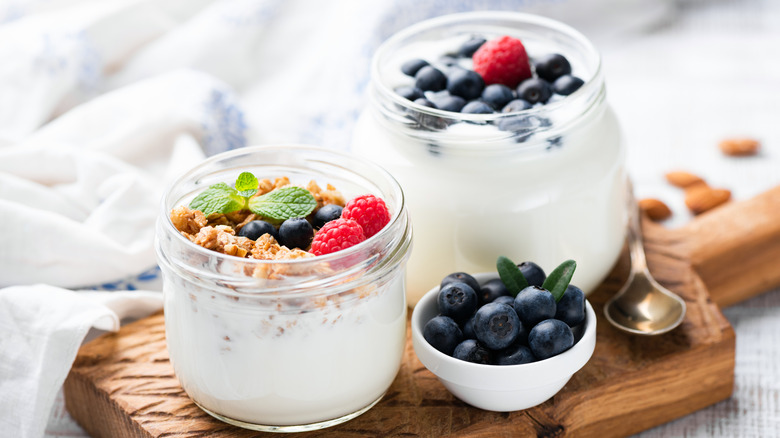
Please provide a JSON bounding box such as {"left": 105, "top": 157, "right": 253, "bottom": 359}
{"left": 155, "top": 145, "right": 412, "bottom": 432}
{"left": 352, "top": 12, "right": 627, "bottom": 306}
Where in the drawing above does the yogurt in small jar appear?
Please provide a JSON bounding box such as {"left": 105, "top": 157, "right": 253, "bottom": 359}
{"left": 352, "top": 12, "right": 627, "bottom": 306}
{"left": 155, "top": 145, "right": 412, "bottom": 432}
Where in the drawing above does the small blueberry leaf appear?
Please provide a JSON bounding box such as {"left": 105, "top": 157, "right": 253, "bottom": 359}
{"left": 249, "top": 186, "right": 317, "bottom": 221}
{"left": 496, "top": 255, "right": 529, "bottom": 297}
{"left": 542, "top": 259, "right": 577, "bottom": 302}
{"left": 189, "top": 182, "right": 245, "bottom": 215}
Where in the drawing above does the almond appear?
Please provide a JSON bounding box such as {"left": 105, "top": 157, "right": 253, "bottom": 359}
{"left": 684, "top": 185, "right": 731, "bottom": 215}
{"left": 719, "top": 137, "right": 760, "bottom": 156}
{"left": 638, "top": 198, "right": 672, "bottom": 221}
{"left": 665, "top": 171, "right": 706, "bottom": 188}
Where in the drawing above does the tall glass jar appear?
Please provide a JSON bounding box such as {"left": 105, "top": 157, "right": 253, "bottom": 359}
{"left": 155, "top": 145, "right": 412, "bottom": 432}
{"left": 352, "top": 12, "right": 626, "bottom": 306}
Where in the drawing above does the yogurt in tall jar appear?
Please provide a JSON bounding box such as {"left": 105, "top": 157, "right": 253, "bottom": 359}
{"left": 352, "top": 12, "right": 626, "bottom": 305}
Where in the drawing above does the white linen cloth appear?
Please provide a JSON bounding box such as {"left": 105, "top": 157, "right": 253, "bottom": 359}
{"left": 0, "top": 288, "right": 163, "bottom": 438}
{"left": 0, "top": 0, "right": 778, "bottom": 437}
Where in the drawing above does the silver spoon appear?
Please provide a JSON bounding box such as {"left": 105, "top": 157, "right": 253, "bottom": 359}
{"left": 604, "top": 194, "right": 686, "bottom": 335}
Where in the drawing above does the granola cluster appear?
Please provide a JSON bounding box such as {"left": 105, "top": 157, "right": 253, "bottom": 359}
{"left": 170, "top": 177, "right": 345, "bottom": 261}
{"left": 170, "top": 205, "right": 312, "bottom": 260}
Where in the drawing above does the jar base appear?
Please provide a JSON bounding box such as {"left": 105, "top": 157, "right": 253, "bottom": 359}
{"left": 193, "top": 392, "right": 386, "bottom": 433}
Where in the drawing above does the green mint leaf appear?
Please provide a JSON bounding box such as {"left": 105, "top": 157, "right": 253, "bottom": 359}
{"left": 189, "top": 182, "right": 245, "bottom": 215}
{"left": 542, "top": 259, "right": 577, "bottom": 302}
{"left": 248, "top": 186, "right": 317, "bottom": 221}
{"left": 496, "top": 255, "right": 529, "bottom": 297}
{"left": 235, "top": 172, "right": 258, "bottom": 198}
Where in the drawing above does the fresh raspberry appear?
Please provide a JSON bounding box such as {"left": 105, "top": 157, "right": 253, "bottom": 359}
{"left": 472, "top": 36, "right": 532, "bottom": 88}
{"left": 310, "top": 218, "right": 365, "bottom": 256}
{"left": 341, "top": 194, "right": 391, "bottom": 238}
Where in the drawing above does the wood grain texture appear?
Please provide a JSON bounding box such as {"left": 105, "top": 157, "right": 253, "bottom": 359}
{"left": 64, "top": 187, "right": 780, "bottom": 438}
{"left": 679, "top": 185, "right": 780, "bottom": 308}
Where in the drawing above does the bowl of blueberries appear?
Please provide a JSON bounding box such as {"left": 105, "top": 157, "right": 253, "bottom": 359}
{"left": 411, "top": 257, "right": 596, "bottom": 412}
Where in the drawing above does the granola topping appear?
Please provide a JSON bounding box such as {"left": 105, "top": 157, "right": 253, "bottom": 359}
{"left": 172, "top": 174, "right": 392, "bottom": 264}
{"left": 171, "top": 177, "right": 347, "bottom": 261}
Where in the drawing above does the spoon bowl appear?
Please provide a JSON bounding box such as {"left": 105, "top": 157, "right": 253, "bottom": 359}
{"left": 604, "top": 195, "right": 686, "bottom": 335}
{"left": 605, "top": 269, "right": 686, "bottom": 335}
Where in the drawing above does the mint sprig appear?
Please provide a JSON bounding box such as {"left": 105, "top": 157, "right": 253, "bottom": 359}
{"left": 188, "top": 172, "right": 316, "bottom": 220}
{"left": 542, "top": 259, "right": 577, "bottom": 302}
{"left": 235, "top": 172, "right": 258, "bottom": 198}
{"left": 189, "top": 182, "right": 246, "bottom": 215}
{"left": 496, "top": 256, "right": 529, "bottom": 297}
{"left": 248, "top": 186, "right": 316, "bottom": 221}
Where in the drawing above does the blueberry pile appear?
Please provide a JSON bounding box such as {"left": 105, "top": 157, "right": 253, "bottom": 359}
{"left": 395, "top": 37, "right": 584, "bottom": 115}
{"left": 423, "top": 258, "right": 586, "bottom": 365}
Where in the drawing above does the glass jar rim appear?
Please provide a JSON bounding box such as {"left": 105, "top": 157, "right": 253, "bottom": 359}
{"left": 369, "top": 11, "right": 605, "bottom": 150}
{"left": 159, "top": 144, "right": 407, "bottom": 268}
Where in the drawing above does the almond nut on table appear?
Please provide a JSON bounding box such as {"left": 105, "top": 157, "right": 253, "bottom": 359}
{"left": 665, "top": 171, "right": 706, "bottom": 189}
{"left": 685, "top": 185, "right": 731, "bottom": 215}
{"left": 718, "top": 137, "right": 760, "bottom": 156}
{"left": 639, "top": 198, "right": 672, "bottom": 221}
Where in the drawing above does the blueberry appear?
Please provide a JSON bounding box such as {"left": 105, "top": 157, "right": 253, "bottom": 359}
{"left": 237, "top": 220, "right": 278, "bottom": 241}
{"left": 453, "top": 339, "right": 492, "bottom": 364}
{"left": 481, "top": 84, "right": 515, "bottom": 109}
{"left": 495, "top": 342, "right": 536, "bottom": 365}
{"left": 513, "top": 286, "right": 556, "bottom": 328}
{"left": 277, "top": 217, "right": 314, "bottom": 249}
{"left": 461, "top": 101, "right": 493, "bottom": 114}
{"left": 401, "top": 58, "right": 429, "bottom": 77}
{"left": 441, "top": 272, "right": 480, "bottom": 294}
{"left": 438, "top": 282, "right": 478, "bottom": 323}
{"left": 447, "top": 69, "right": 484, "bottom": 100}
{"left": 493, "top": 295, "right": 515, "bottom": 307}
{"left": 462, "top": 314, "right": 477, "bottom": 339}
{"left": 473, "top": 302, "right": 521, "bottom": 350}
{"left": 413, "top": 97, "right": 437, "bottom": 109}
{"left": 501, "top": 99, "right": 532, "bottom": 113}
{"left": 516, "top": 78, "right": 552, "bottom": 104}
{"left": 518, "top": 261, "right": 546, "bottom": 287}
{"left": 555, "top": 284, "right": 586, "bottom": 327}
{"left": 478, "top": 278, "right": 509, "bottom": 305}
{"left": 439, "top": 55, "right": 460, "bottom": 66}
{"left": 458, "top": 37, "right": 486, "bottom": 57}
{"left": 534, "top": 53, "right": 572, "bottom": 82}
{"left": 430, "top": 94, "right": 466, "bottom": 112}
{"left": 514, "top": 315, "right": 531, "bottom": 345}
{"left": 439, "top": 54, "right": 462, "bottom": 68}
{"left": 395, "top": 86, "right": 424, "bottom": 101}
{"left": 415, "top": 66, "right": 447, "bottom": 92}
{"left": 312, "top": 204, "right": 343, "bottom": 229}
{"left": 423, "top": 315, "right": 463, "bottom": 355}
{"left": 552, "top": 75, "right": 584, "bottom": 96}
{"left": 496, "top": 115, "right": 536, "bottom": 139}
{"left": 528, "top": 319, "right": 574, "bottom": 360}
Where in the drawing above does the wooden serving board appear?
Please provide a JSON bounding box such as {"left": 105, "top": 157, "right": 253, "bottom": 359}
{"left": 63, "top": 186, "right": 780, "bottom": 438}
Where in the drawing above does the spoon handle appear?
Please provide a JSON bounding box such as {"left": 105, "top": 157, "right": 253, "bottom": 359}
{"left": 627, "top": 188, "right": 648, "bottom": 273}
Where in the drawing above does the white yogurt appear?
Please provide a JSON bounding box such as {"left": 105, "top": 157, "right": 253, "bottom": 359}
{"left": 163, "top": 272, "right": 407, "bottom": 426}
{"left": 352, "top": 12, "right": 627, "bottom": 305}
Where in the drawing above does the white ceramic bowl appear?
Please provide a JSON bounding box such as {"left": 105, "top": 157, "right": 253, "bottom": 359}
{"left": 411, "top": 273, "right": 596, "bottom": 412}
